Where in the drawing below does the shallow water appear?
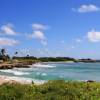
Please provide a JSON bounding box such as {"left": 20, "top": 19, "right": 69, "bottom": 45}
{"left": 0, "top": 62, "right": 100, "bottom": 82}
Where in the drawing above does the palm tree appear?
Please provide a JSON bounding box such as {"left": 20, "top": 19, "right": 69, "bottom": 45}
{"left": 15, "top": 51, "right": 18, "bottom": 56}
{"left": 1, "top": 48, "right": 6, "bottom": 56}
{"left": 0, "top": 48, "right": 9, "bottom": 61}
{"left": 27, "top": 54, "right": 29, "bottom": 57}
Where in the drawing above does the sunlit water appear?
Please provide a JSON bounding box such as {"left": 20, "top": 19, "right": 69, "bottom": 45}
{"left": 0, "top": 62, "right": 100, "bottom": 82}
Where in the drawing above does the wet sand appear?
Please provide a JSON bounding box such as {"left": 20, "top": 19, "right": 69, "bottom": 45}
{"left": 0, "top": 75, "right": 32, "bottom": 85}
{"left": 0, "top": 75, "right": 45, "bottom": 85}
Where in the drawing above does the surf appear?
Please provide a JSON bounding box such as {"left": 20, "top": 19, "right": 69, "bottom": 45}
{"left": 30, "top": 63, "right": 56, "bottom": 68}
{"left": 0, "top": 69, "right": 30, "bottom": 76}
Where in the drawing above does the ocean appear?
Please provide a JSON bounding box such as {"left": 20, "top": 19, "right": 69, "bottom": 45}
{"left": 0, "top": 62, "right": 100, "bottom": 83}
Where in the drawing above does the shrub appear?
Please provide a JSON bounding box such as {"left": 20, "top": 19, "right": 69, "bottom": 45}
{"left": 0, "top": 80, "right": 100, "bottom": 100}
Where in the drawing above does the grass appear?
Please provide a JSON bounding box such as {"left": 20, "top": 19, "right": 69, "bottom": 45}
{"left": 0, "top": 80, "right": 100, "bottom": 100}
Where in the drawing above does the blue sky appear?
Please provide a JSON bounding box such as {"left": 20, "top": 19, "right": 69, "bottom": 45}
{"left": 0, "top": 0, "right": 100, "bottom": 58}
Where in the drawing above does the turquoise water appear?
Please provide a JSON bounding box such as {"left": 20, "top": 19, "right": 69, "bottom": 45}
{"left": 0, "top": 62, "right": 100, "bottom": 82}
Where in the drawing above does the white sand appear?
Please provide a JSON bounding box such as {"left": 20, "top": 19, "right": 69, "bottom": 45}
{"left": 0, "top": 75, "right": 45, "bottom": 85}
{"left": 0, "top": 75, "right": 33, "bottom": 85}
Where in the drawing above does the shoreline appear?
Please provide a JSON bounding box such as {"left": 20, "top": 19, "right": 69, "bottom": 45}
{"left": 0, "top": 75, "right": 45, "bottom": 85}
{"left": 0, "top": 63, "right": 30, "bottom": 69}
{"left": 0, "top": 61, "right": 100, "bottom": 69}
{"left": 42, "top": 61, "right": 75, "bottom": 64}
{"left": 0, "top": 62, "right": 99, "bottom": 85}
{"left": 0, "top": 75, "right": 96, "bottom": 85}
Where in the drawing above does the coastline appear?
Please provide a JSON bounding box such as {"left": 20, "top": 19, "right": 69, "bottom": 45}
{"left": 42, "top": 61, "right": 75, "bottom": 64}
{"left": 0, "top": 75, "right": 96, "bottom": 85}
{"left": 0, "top": 63, "right": 31, "bottom": 69}
{"left": 0, "top": 62, "right": 99, "bottom": 85}
{"left": 0, "top": 75, "right": 45, "bottom": 85}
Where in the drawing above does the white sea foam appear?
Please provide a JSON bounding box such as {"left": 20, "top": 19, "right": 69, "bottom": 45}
{"left": 14, "top": 68, "right": 33, "bottom": 71}
{"left": 36, "top": 72, "right": 47, "bottom": 76}
{"left": 0, "top": 75, "right": 46, "bottom": 84}
{"left": 41, "top": 73, "right": 47, "bottom": 76}
{"left": 0, "top": 70, "right": 30, "bottom": 76}
{"left": 36, "top": 72, "right": 40, "bottom": 75}
{"left": 31, "top": 63, "right": 56, "bottom": 68}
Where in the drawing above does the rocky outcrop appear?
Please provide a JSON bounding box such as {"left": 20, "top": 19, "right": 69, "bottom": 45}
{"left": 0, "top": 63, "right": 30, "bottom": 69}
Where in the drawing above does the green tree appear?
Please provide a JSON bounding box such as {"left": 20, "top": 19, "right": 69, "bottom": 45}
{"left": 1, "top": 48, "right": 6, "bottom": 56}
{"left": 15, "top": 51, "right": 18, "bottom": 57}
{"left": 0, "top": 48, "right": 10, "bottom": 62}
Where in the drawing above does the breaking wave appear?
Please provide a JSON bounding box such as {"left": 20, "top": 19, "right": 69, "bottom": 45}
{"left": 0, "top": 70, "right": 30, "bottom": 76}
{"left": 0, "top": 75, "right": 46, "bottom": 84}
{"left": 31, "top": 63, "right": 56, "bottom": 68}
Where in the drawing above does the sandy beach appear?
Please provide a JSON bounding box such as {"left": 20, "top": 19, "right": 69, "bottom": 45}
{"left": 0, "top": 75, "right": 45, "bottom": 85}
{"left": 0, "top": 75, "right": 32, "bottom": 85}
{"left": 0, "top": 75, "right": 33, "bottom": 85}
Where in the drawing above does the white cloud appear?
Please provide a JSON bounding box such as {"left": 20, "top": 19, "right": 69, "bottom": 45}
{"left": 60, "top": 40, "right": 65, "bottom": 44}
{"left": 87, "top": 29, "right": 100, "bottom": 42}
{"left": 73, "top": 4, "right": 100, "bottom": 13}
{"left": 29, "top": 30, "right": 47, "bottom": 46}
{"left": 0, "top": 23, "right": 17, "bottom": 35}
{"left": 32, "top": 23, "right": 48, "bottom": 30}
{"left": 71, "top": 46, "right": 75, "bottom": 49}
{"left": 0, "top": 38, "right": 19, "bottom": 46}
{"left": 41, "top": 40, "right": 47, "bottom": 46}
{"left": 32, "top": 30, "right": 46, "bottom": 40}
{"left": 28, "top": 23, "right": 49, "bottom": 46}
{"left": 76, "top": 39, "right": 82, "bottom": 43}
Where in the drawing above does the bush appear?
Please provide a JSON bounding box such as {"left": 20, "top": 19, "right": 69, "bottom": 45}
{"left": 0, "top": 80, "right": 100, "bottom": 100}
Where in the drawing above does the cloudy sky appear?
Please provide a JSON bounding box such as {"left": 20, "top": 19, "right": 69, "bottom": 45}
{"left": 0, "top": 0, "right": 100, "bottom": 58}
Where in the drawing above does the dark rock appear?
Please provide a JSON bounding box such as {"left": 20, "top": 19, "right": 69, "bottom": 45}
{"left": 87, "top": 80, "right": 95, "bottom": 83}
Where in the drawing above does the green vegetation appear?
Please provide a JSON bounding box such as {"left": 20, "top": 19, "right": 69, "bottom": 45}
{"left": 0, "top": 48, "right": 100, "bottom": 63}
{"left": 38, "top": 57, "right": 76, "bottom": 62}
{"left": 13, "top": 56, "right": 76, "bottom": 62}
{"left": 0, "top": 80, "right": 100, "bottom": 100}
{"left": 0, "top": 49, "right": 10, "bottom": 62}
